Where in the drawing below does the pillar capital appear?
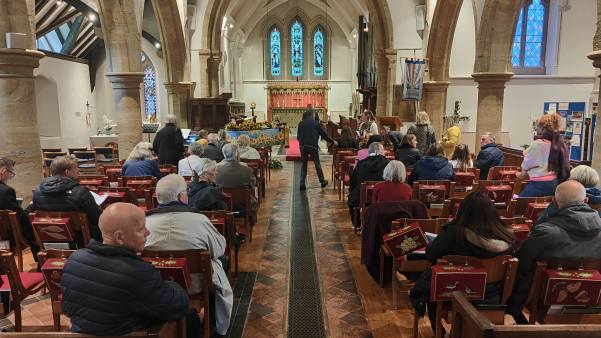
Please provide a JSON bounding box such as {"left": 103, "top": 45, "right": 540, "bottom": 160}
{"left": 106, "top": 72, "right": 144, "bottom": 89}
{"left": 471, "top": 72, "right": 513, "bottom": 87}
{"left": 587, "top": 50, "right": 601, "bottom": 69}
{"left": 0, "top": 49, "right": 45, "bottom": 78}
{"left": 164, "top": 81, "right": 195, "bottom": 94}
{"left": 423, "top": 80, "right": 451, "bottom": 91}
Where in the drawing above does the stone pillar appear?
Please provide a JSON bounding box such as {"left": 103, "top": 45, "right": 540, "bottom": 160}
{"left": 0, "top": 49, "right": 45, "bottom": 200}
{"left": 164, "top": 82, "right": 194, "bottom": 128}
{"left": 385, "top": 53, "right": 397, "bottom": 116}
{"left": 472, "top": 72, "right": 513, "bottom": 151}
{"left": 198, "top": 49, "right": 211, "bottom": 97}
{"left": 375, "top": 51, "right": 389, "bottom": 116}
{"left": 588, "top": 51, "right": 601, "bottom": 175}
{"left": 422, "top": 81, "right": 451, "bottom": 137}
{"left": 106, "top": 72, "right": 144, "bottom": 160}
{"left": 208, "top": 54, "right": 222, "bottom": 97}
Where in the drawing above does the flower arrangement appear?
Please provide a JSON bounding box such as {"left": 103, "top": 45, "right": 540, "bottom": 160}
{"left": 225, "top": 120, "right": 273, "bottom": 131}
{"left": 269, "top": 159, "right": 283, "bottom": 169}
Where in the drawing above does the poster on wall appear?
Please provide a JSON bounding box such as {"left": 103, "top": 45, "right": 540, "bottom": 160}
{"left": 543, "top": 102, "right": 586, "bottom": 161}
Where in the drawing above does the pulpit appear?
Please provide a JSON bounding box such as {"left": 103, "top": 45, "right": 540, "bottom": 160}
{"left": 267, "top": 82, "right": 329, "bottom": 127}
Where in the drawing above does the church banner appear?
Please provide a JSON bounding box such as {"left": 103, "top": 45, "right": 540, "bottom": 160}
{"left": 402, "top": 58, "right": 427, "bottom": 101}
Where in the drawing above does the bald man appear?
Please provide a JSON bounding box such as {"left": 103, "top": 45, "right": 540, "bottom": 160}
{"left": 60, "top": 203, "right": 197, "bottom": 336}
{"left": 507, "top": 180, "right": 601, "bottom": 323}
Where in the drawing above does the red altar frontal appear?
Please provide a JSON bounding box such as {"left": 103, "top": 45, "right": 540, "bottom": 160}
{"left": 267, "top": 82, "right": 329, "bottom": 127}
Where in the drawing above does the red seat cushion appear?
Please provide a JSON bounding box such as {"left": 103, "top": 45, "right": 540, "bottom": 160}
{"left": 343, "top": 175, "right": 350, "bottom": 185}
{"left": 0, "top": 272, "right": 44, "bottom": 291}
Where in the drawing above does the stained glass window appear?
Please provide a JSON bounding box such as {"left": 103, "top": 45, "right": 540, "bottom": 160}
{"left": 270, "top": 27, "right": 281, "bottom": 76}
{"left": 512, "top": 0, "right": 548, "bottom": 73}
{"left": 313, "top": 27, "right": 324, "bottom": 77}
{"left": 291, "top": 19, "right": 304, "bottom": 77}
{"left": 143, "top": 65, "right": 157, "bottom": 118}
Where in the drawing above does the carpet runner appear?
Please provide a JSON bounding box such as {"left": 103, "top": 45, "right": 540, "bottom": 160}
{"left": 285, "top": 139, "right": 302, "bottom": 161}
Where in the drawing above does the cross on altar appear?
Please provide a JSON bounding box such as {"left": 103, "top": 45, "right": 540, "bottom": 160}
{"left": 293, "top": 95, "right": 302, "bottom": 107}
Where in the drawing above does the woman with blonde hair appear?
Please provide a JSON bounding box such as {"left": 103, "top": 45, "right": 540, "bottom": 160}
{"left": 121, "top": 142, "right": 162, "bottom": 177}
{"left": 237, "top": 134, "right": 261, "bottom": 160}
{"left": 520, "top": 113, "right": 570, "bottom": 197}
{"left": 408, "top": 111, "right": 436, "bottom": 154}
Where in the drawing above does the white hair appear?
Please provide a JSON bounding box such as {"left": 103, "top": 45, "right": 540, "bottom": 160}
{"left": 368, "top": 142, "right": 384, "bottom": 155}
{"left": 208, "top": 133, "right": 219, "bottom": 144}
{"left": 127, "top": 142, "right": 154, "bottom": 161}
{"left": 416, "top": 111, "right": 431, "bottom": 125}
{"left": 222, "top": 143, "right": 239, "bottom": 161}
{"left": 191, "top": 158, "right": 217, "bottom": 178}
{"left": 188, "top": 142, "right": 204, "bottom": 156}
{"left": 156, "top": 174, "right": 187, "bottom": 204}
{"left": 382, "top": 160, "right": 406, "bottom": 183}
{"left": 570, "top": 165, "right": 599, "bottom": 188}
{"left": 164, "top": 115, "right": 177, "bottom": 125}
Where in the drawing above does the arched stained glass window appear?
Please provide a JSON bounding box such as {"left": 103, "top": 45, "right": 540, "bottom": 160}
{"left": 313, "top": 27, "right": 324, "bottom": 77}
{"left": 143, "top": 65, "right": 157, "bottom": 119}
{"left": 512, "top": 0, "right": 548, "bottom": 74}
{"left": 291, "top": 19, "right": 304, "bottom": 77}
{"left": 270, "top": 27, "right": 281, "bottom": 76}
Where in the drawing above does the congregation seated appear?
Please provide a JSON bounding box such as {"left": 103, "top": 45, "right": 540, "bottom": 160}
{"left": 348, "top": 142, "right": 389, "bottom": 226}
{"left": 507, "top": 180, "right": 601, "bottom": 324}
{"left": 474, "top": 132, "right": 504, "bottom": 180}
{"left": 196, "top": 129, "right": 209, "bottom": 146}
{"left": 61, "top": 203, "right": 199, "bottom": 337}
{"left": 407, "top": 144, "right": 454, "bottom": 185}
{"left": 145, "top": 174, "right": 232, "bottom": 336}
{"left": 394, "top": 133, "right": 421, "bottom": 169}
{"left": 358, "top": 110, "right": 378, "bottom": 139}
{"left": 216, "top": 143, "right": 257, "bottom": 224}
{"left": 372, "top": 160, "right": 412, "bottom": 203}
{"left": 217, "top": 129, "right": 230, "bottom": 150}
{"left": 407, "top": 111, "right": 436, "bottom": 155}
{"left": 237, "top": 134, "right": 261, "bottom": 160}
{"left": 152, "top": 114, "right": 184, "bottom": 167}
{"left": 449, "top": 144, "right": 473, "bottom": 170}
{"left": 187, "top": 158, "right": 228, "bottom": 211}
{"left": 410, "top": 192, "right": 515, "bottom": 331}
{"left": 0, "top": 158, "right": 40, "bottom": 259}
{"left": 356, "top": 135, "right": 382, "bottom": 162}
{"left": 122, "top": 142, "right": 162, "bottom": 178}
{"left": 520, "top": 113, "right": 570, "bottom": 197}
{"left": 32, "top": 155, "right": 102, "bottom": 241}
{"left": 202, "top": 133, "right": 225, "bottom": 162}
{"left": 336, "top": 126, "right": 358, "bottom": 149}
{"left": 178, "top": 142, "right": 204, "bottom": 177}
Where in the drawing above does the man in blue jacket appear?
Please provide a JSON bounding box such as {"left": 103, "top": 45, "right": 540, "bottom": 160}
{"left": 61, "top": 203, "right": 200, "bottom": 337}
{"left": 297, "top": 110, "right": 337, "bottom": 190}
{"left": 475, "top": 132, "right": 504, "bottom": 180}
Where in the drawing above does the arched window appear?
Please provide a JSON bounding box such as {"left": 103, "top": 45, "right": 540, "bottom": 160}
{"left": 270, "top": 27, "right": 281, "bottom": 77}
{"left": 290, "top": 19, "right": 304, "bottom": 77}
{"left": 141, "top": 52, "right": 157, "bottom": 121}
{"left": 512, "top": 0, "right": 548, "bottom": 74}
{"left": 313, "top": 26, "right": 325, "bottom": 77}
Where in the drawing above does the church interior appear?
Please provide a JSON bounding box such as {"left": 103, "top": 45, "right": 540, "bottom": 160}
{"left": 2, "top": 0, "right": 601, "bottom": 337}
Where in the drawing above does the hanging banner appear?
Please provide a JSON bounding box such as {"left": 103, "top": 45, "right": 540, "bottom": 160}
{"left": 402, "top": 58, "right": 427, "bottom": 101}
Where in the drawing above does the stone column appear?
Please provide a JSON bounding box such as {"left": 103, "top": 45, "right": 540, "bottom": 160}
{"left": 198, "top": 49, "right": 211, "bottom": 97}
{"left": 588, "top": 51, "right": 601, "bottom": 174}
{"left": 0, "top": 49, "right": 45, "bottom": 200}
{"left": 385, "top": 52, "right": 397, "bottom": 116}
{"left": 208, "top": 54, "right": 222, "bottom": 97}
{"left": 375, "top": 51, "right": 389, "bottom": 115}
{"left": 164, "top": 82, "right": 194, "bottom": 128}
{"left": 106, "top": 72, "right": 144, "bottom": 160}
{"left": 422, "top": 80, "right": 451, "bottom": 137}
{"left": 472, "top": 72, "right": 513, "bottom": 151}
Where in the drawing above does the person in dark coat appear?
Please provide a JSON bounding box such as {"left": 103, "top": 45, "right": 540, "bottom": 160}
{"left": 336, "top": 126, "right": 358, "bottom": 149}
{"left": 32, "top": 155, "right": 102, "bottom": 242}
{"left": 202, "top": 133, "right": 225, "bottom": 162}
{"left": 187, "top": 158, "right": 228, "bottom": 211}
{"left": 61, "top": 203, "right": 199, "bottom": 337}
{"left": 395, "top": 133, "right": 421, "bottom": 169}
{"left": 297, "top": 110, "right": 337, "bottom": 190}
{"left": 407, "top": 111, "right": 436, "bottom": 154}
{"left": 0, "top": 158, "right": 39, "bottom": 260}
{"left": 348, "top": 142, "right": 389, "bottom": 228}
{"left": 152, "top": 115, "right": 185, "bottom": 167}
{"left": 507, "top": 181, "right": 601, "bottom": 324}
{"left": 474, "top": 132, "right": 504, "bottom": 180}
{"left": 410, "top": 192, "right": 515, "bottom": 331}
{"left": 122, "top": 142, "right": 162, "bottom": 178}
{"left": 407, "top": 143, "right": 454, "bottom": 185}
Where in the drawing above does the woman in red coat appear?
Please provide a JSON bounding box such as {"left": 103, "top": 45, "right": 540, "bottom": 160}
{"left": 372, "top": 160, "right": 412, "bottom": 203}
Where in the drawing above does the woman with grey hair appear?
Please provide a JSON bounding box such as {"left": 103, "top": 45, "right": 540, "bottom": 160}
{"left": 121, "top": 141, "right": 162, "bottom": 177}
{"left": 237, "top": 134, "right": 261, "bottom": 160}
{"left": 187, "top": 157, "right": 228, "bottom": 211}
{"left": 372, "top": 160, "right": 413, "bottom": 203}
{"left": 178, "top": 142, "right": 205, "bottom": 177}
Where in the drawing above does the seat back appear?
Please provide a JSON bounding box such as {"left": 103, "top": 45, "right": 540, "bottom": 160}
{"left": 487, "top": 166, "right": 521, "bottom": 181}
{"left": 93, "top": 147, "right": 117, "bottom": 164}
{"left": 37, "top": 249, "right": 75, "bottom": 302}
{"left": 221, "top": 187, "right": 252, "bottom": 216}
{"left": 99, "top": 164, "right": 123, "bottom": 182}
{"left": 392, "top": 218, "right": 445, "bottom": 234}
{"left": 119, "top": 176, "right": 158, "bottom": 199}
{"left": 359, "top": 181, "right": 380, "bottom": 210}
{"left": 73, "top": 151, "right": 97, "bottom": 173}
{"left": 413, "top": 180, "right": 455, "bottom": 204}
{"left": 159, "top": 164, "right": 177, "bottom": 175}
{"left": 144, "top": 188, "right": 157, "bottom": 210}
{"left": 507, "top": 196, "right": 553, "bottom": 217}
{"left": 96, "top": 186, "right": 138, "bottom": 205}
{"left": 0, "top": 251, "right": 43, "bottom": 304}
{"left": 0, "top": 211, "right": 27, "bottom": 271}
{"left": 198, "top": 210, "right": 235, "bottom": 276}
{"left": 29, "top": 211, "right": 90, "bottom": 247}
{"left": 441, "top": 197, "right": 465, "bottom": 219}
{"left": 78, "top": 175, "right": 108, "bottom": 190}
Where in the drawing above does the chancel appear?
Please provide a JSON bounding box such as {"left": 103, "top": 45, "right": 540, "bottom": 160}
{"left": 2, "top": 0, "right": 601, "bottom": 337}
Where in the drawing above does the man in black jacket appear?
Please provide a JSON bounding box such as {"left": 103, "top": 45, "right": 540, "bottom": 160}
{"left": 506, "top": 180, "right": 601, "bottom": 324}
{"left": 152, "top": 114, "right": 185, "bottom": 167}
{"left": 32, "top": 156, "right": 102, "bottom": 242}
{"left": 0, "top": 158, "right": 39, "bottom": 259}
{"left": 474, "top": 132, "right": 504, "bottom": 180}
{"left": 202, "top": 133, "right": 225, "bottom": 162}
{"left": 61, "top": 203, "right": 198, "bottom": 337}
{"left": 297, "top": 110, "right": 336, "bottom": 190}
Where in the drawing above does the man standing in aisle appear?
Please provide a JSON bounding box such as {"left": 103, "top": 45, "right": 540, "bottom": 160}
{"left": 297, "top": 110, "right": 336, "bottom": 191}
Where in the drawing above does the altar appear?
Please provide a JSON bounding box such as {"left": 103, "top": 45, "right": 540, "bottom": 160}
{"left": 267, "top": 82, "right": 329, "bottom": 127}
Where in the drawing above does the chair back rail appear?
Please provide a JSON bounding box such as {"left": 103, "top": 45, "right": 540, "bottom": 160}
{"left": 28, "top": 211, "right": 91, "bottom": 247}
{"left": 198, "top": 210, "right": 236, "bottom": 277}
{"left": 0, "top": 210, "right": 29, "bottom": 271}
{"left": 506, "top": 196, "right": 554, "bottom": 217}
{"left": 37, "top": 249, "right": 75, "bottom": 331}
{"left": 220, "top": 187, "right": 253, "bottom": 242}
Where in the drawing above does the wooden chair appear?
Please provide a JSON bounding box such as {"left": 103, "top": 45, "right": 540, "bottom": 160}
{"left": 41, "top": 148, "right": 62, "bottom": 153}
{"left": 37, "top": 249, "right": 75, "bottom": 331}
{"left": 453, "top": 168, "right": 480, "bottom": 194}
{"left": 118, "top": 176, "right": 158, "bottom": 201}
{"left": 413, "top": 180, "right": 456, "bottom": 217}
{"left": 221, "top": 187, "right": 254, "bottom": 242}
{"left": 0, "top": 251, "right": 45, "bottom": 331}
{"left": 487, "top": 166, "right": 521, "bottom": 181}
{"left": 353, "top": 181, "right": 380, "bottom": 234}
{"left": 43, "top": 152, "right": 67, "bottom": 159}
{"left": 332, "top": 149, "right": 355, "bottom": 183}
{"left": 96, "top": 186, "right": 138, "bottom": 205}
{"left": 258, "top": 147, "right": 271, "bottom": 181}
{"left": 198, "top": 210, "right": 236, "bottom": 277}
{"left": 72, "top": 151, "right": 97, "bottom": 174}
{"left": 450, "top": 291, "right": 601, "bottom": 338}
{"left": 141, "top": 249, "right": 213, "bottom": 338}
{"left": 386, "top": 218, "right": 446, "bottom": 309}
{"left": 506, "top": 196, "right": 553, "bottom": 217}
{"left": 29, "top": 211, "right": 91, "bottom": 248}
{"left": 441, "top": 197, "right": 465, "bottom": 219}
{"left": 93, "top": 147, "right": 118, "bottom": 165}
{"left": 0, "top": 211, "right": 30, "bottom": 272}
{"left": 159, "top": 164, "right": 177, "bottom": 175}
{"left": 526, "top": 258, "right": 601, "bottom": 325}
{"left": 104, "top": 141, "right": 120, "bottom": 160}
{"left": 144, "top": 188, "right": 158, "bottom": 210}
{"left": 336, "top": 156, "right": 356, "bottom": 201}
{"left": 98, "top": 164, "right": 122, "bottom": 183}
{"left": 67, "top": 147, "right": 88, "bottom": 155}
{"left": 77, "top": 175, "right": 108, "bottom": 191}
{"left": 241, "top": 159, "right": 265, "bottom": 201}
{"left": 424, "top": 255, "right": 518, "bottom": 338}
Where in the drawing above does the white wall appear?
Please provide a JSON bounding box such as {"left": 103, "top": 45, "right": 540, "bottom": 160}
{"left": 35, "top": 56, "right": 97, "bottom": 149}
